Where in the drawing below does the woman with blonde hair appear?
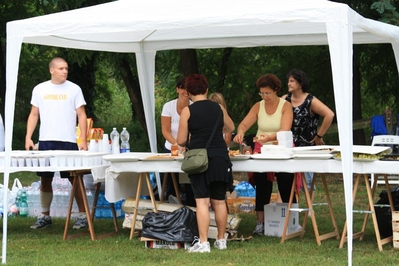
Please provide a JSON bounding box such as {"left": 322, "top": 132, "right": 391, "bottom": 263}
{"left": 209, "top": 92, "right": 232, "bottom": 149}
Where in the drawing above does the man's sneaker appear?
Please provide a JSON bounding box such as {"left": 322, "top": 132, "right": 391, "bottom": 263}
{"left": 30, "top": 214, "right": 52, "bottom": 229}
{"left": 214, "top": 239, "right": 227, "bottom": 250}
{"left": 253, "top": 222, "right": 264, "bottom": 235}
{"left": 73, "top": 214, "right": 88, "bottom": 229}
{"left": 188, "top": 237, "right": 210, "bottom": 253}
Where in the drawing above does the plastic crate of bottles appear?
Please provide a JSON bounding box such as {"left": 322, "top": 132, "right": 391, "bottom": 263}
{"left": 25, "top": 176, "right": 125, "bottom": 219}
{"left": 94, "top": 190, "right": 125, "bottom": 219}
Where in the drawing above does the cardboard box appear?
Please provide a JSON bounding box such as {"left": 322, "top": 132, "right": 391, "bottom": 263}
{"left": 264, "top": 203, "right": 300, "bottom": 237}
{"left": 208, "top": 226, "right": 229, "bottom": 240}
{"left": 141, "top": 237, "right": 190, "bottom": 249}
{"left": 122, "top": 213, "right": 145, "bottom": 229}
{"left": 393, "top": 212, "right": 399, "bottom": 232}
{"left": 270, "top": 193, "right": 279, "bottom": 203}
{"left": 226, "top": 193, "right": 279, "bottom": 214}
{"left": 227, "top": 197, "right": 255, "bottom": 214}
{"left": 394, "top": 232, "right": 399, "bottom": 249}
{"left": 393, "top": 221, "right": 399, "bottom": 232}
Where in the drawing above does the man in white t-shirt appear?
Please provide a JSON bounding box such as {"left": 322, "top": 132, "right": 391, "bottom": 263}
{"left": 25, "top": 57, "right": 88, "bottom": 229}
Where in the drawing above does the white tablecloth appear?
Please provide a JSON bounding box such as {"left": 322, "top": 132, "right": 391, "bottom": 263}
{"left": 100, "top": 152, "right": 399, "bottom": 202}
{"left": 1, "top": 165, "right": 107, "bottom": 174}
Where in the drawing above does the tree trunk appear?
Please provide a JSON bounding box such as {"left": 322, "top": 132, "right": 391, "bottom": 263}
{"left": 217, "top": 48, "right": 233, "bottom": 90}
{"left": 67, "top": 56, "right": 96, "bottom": 118}
{"left": 117, "top": 57, "right": 147, "bottom": 134}
{"left": 180, "top": 49, "right": 199, "bottom": 75}
{"left": 353, "top": 47, "right": 366, "bottom": 145}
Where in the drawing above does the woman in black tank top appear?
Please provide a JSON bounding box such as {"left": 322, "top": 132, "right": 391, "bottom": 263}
{"left": 177, "top": 74, "right": 235, "bottom": 253}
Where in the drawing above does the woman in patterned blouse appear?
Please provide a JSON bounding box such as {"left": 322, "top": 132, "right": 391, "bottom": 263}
{"left": 282, "top": 69, "right": 334, "bottom": 192}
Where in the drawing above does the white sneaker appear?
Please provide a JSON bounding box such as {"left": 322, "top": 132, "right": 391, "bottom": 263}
{"left": 214, "top": 239, "right": 227, "bottom": 250}
{"left": 253, "top": 222, "right": 264, "bottom": 235}
{"left": 188, "top": 237, "right": 210, "bottom": 253}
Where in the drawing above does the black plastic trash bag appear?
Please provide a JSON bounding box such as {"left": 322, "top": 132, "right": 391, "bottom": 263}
{"left": 141, "top": 206, "right": 198, "bottom": 242}
{"left": 375, "top": 186, "right": 399, "bottom": 238}
{"left": 378, "top": 186, "right": 399, "bottom": 207}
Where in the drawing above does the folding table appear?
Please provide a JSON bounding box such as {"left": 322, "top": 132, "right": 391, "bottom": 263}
{"left": 0, "top": 150, "right": 115, "bottom": 241}
{"left": 281, "top": 172, "right": 340, "bottom": 245}
{"left": 103, "top": 151, "right": 342, "bottom": 244}
{"left": 63, "top": 169, "right": 119, "bottom": 241}
{"left": 339, "top": 173, "right": 394, "bottom": 251}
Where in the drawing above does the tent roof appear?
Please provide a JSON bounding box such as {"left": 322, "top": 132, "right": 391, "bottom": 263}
{"left": 7, "top": 0, "right": 399, "bottom": 52}
{"left": 6, "top": 1, "right": 399, "bottom": 264}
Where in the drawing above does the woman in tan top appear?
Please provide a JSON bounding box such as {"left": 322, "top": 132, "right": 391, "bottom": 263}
{"left": 233, "top": 73, "right": 294, "bottom": 235}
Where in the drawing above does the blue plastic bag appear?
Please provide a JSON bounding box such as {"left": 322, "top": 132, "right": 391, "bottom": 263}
{"left": 234, "top": 181, "right": 255, "bottom": 197}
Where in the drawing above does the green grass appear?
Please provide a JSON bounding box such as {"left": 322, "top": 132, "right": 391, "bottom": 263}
{"left": 1, "top": 173, "right": 399, "bottom": 265}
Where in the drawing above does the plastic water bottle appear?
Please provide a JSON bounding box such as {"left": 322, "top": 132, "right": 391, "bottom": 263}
{"left": 26, "top": 187, "right": 33, "bottom": 216}
{"left": 30, "top": 181, "right": 41, "bottom": 217}
{"left": 15, "top": 190, "right": 22, "bottom": 215}
{"left": 19, "top": 189, "right": 29, "bottom": 217}
{"left": 110, "top": 128, "right": 120, "bottom": 154}
{"left": 120, "top": 127, "right": 130, "bottom": 153}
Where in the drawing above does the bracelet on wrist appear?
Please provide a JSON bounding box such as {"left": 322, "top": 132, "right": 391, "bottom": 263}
{"left": 316, "top": 133, "right": 323, "bottom": 138}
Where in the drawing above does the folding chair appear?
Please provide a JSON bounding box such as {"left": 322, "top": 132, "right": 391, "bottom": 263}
{"left": 370, "top": 135, "right": 399, "bottom": 187}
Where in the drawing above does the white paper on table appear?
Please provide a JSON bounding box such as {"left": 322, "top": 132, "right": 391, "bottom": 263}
{"left": 260, "top": 145, "right": 293, "bottom": 155}
{"left": 291, "top": 145, "right": 338, "bottom": 154}
{"left": 334, "top": 145, "right": 391, "bottom": 155}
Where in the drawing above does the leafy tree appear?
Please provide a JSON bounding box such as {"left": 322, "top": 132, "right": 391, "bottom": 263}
{"left": 0, "top": 0, "right": 116, "bottom": 121}
{"left": 331, "top": 0, "right": 399, "bottom": 143}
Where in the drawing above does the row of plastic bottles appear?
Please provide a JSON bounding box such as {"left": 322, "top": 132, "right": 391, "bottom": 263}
{"left": 4, "top": 172, "right": 125, "bottom": 218}
{"left": 10, "top": 174, "right": 118, "bottom": 218}
{"left": 24, "top": 178, "right": 81, "bottom": 218}
{"left": 110, "top": 127, "right": 130, "bottom": 154}
{"left": 23, "top": 186, "right": 125, "bottom": 218}
{"left": 13, "top": 188, "right": 29, "bottom": 217}
{"left": 7, "top": 186, "right": 31, "bottom": 217}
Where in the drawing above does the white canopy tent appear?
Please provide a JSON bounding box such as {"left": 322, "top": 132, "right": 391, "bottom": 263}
{"left": 5, "top": 0, "right": 399, "bottom": 264}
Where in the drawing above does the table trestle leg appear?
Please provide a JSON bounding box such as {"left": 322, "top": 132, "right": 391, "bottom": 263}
{"left": 339, "top": 173, "right": 393, "bottom": 251}
{"left": 129, "top": 173, "right": 158, "bottom": 240}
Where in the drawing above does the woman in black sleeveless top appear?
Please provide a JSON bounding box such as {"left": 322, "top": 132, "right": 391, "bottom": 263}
{"left": 282, "top": 69, "right": 334, "bottom": 192}
{"left": 177, "top": 74, "right": 235, "bottom": 253}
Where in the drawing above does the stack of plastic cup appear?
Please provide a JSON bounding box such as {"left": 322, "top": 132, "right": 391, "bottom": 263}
{"left": 277, "top": 131, "right": 293, "bottom": 148}
{"left": 102, "top": 134, "right": 110, "bottom": 153}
